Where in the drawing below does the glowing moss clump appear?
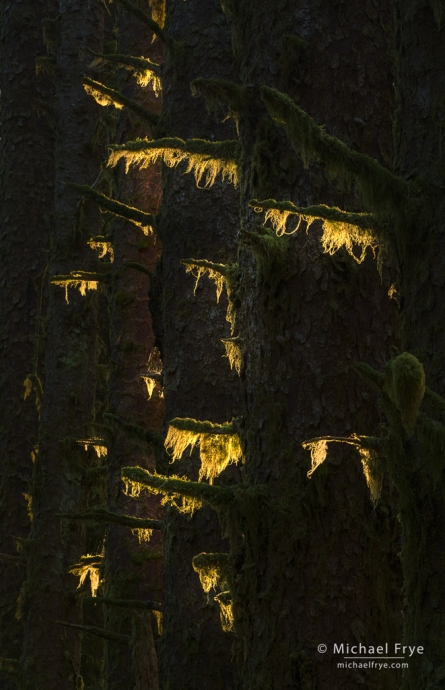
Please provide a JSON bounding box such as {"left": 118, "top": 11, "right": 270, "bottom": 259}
{"left": 384, "top": 352, "right": 425, "bottom": 435}
{"left": 108, "top": 137, "right": 240, "bottom": 188}
{"left": 165, "top": 418, "right": 242, "bottom": 483}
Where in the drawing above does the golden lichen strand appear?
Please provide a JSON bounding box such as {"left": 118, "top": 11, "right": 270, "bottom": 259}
{"left": 221, "top": 337, "right": 243, "bottom": 375}
{"left": 83, "top": 78, "right": 159, "bottom": 128}
{"left": 192, "top": 552, "right": 230, "bottom": 593}
{"left": 67, "top": 182, "right": 154, "bottom": 234}
{"left": 108, "top": 137, "right": 240, "bottom": 187}
{"left": 23, "top": 374, "right": 44, "bottom": 415}
{"left": 260, "top": 86, "right": 408, "bottom": 220}
{"left": 50, "top": 271, "right": 109, "bottom": 303}
{"left": 181, "top": 258, "right": 228, "bottom": 301}
{"left": 115, "top": 0, "right": 170, "bottom": 46}
{"left": 69, "top": 554, "right": 103, "bottom": 597}
{"left": 165, "top": 418, "right": 242, "bottom": 483}
{"left": 384, "top": 353, "right": 426, "bottom": 435}
{"left": 214, "top": 591, "right": 234, "bottom": 632}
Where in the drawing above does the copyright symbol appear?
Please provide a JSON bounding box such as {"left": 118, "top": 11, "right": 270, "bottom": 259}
{"left": 318, "top": 644, "right": 327, "bottom": 654}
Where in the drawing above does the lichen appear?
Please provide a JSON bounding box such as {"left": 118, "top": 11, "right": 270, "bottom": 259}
{"left": 69, "top": 555, "right": 103, "bottom": 597}
{"left": 108, "top": 137, "right": 240, "bottom": 188}
{"left": 221, "top": 337, "right": 243, "bottom": 375}
{"left": 165, "top": 418, "right": 242, "bottom": 484}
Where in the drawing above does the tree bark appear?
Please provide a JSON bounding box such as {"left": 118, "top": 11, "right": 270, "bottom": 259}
{"left": 19, "top": 1, "right": 105, "bottom": 687}
{"left": 0, "top": 0, "right": 55, "bottom": 684}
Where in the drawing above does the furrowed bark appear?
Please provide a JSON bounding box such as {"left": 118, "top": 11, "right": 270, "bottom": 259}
{"left": 19, "top": 0, "right": 105, "bottom": 687}
{"left": 387, "top": 4, "right": 445, "bottom": 688}
{"left": 101, "top": 5, "right": 163, "bottom": 689}
{"left": 155, "top": 1, "right": 240, "bottom": 688}
{"left": 221, "top": 0, "right": 401, "bottom": 688}
{"left": 0, "top": 0, "right": 55, "bottom": 685}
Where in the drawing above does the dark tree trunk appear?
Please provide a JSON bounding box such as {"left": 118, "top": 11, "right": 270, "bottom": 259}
{"left": 155, "top": 1, "right": 240, "bottom": 688}
{"left": 19, "top": 0, "right": 105, "bottom": 687}
{"left": 0, "top": 0, "right": 55, "bottom": 684}
{"left": 218, "top": 0, "right": 401, "bottom": 688}
{"left": 102, "top": 7, "right": 163, "bottom": 689}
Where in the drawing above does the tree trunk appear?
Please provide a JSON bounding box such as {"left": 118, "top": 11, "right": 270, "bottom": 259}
{"left": 102, "top": 7, "right": 163, "bottom": 689}
{"left": 155, "top": 1, "right": 240, "bottom": 688}
{"left": 0, "top": 0, "right": 55, "bottom": 684}
{"left": 219, "top": 0, "right": 401, "bottom": 688}
{"left": 19, "top": 0, "right": 105, "bottom": 687}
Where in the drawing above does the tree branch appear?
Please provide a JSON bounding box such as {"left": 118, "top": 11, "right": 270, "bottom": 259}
{"left": 249, "top": 198, "right": 377, "bottom": 232}
{"left": 122, "top": 467, "right": 236, "bottom": 510}
{"left": 83, "top": 78, "right": 159, "bottom": 129}
{"left": 85, "top": 596, "right": 162, "bottom": 611}
{"left": 66, "top": 182, "right": 154, "bottom": 233}
{"left": 58, "top": 508, "right": 162, "bottom": 531}
{"left": 55, "top": 620, "right": 129, "bottom": 644}
{"left": 260, "top": 86, "right": 408, "bottom": 219}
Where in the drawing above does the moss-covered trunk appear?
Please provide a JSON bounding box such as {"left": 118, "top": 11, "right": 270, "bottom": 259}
{"left": 155, "top": 1, "right": 240, "bottom": 688}
{"left": 386, "top": 3, "right": 445, "bottom": 688}
{"left": 0, "top": 0, "right": 55, "bottom": 684}
{"left": 18, "top": 0, "right": 105, "bottom": 687}
{"left": 223, "top": 0, "right": 401, "bottom": 688}
{"left": 102, "top": 7, "right": 163, "bottom": 689}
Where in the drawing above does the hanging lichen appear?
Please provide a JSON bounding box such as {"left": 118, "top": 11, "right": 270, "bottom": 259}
{"left": 79, "top": 438, "right": 108, "bottom": 458}
{"left": 51, "top": 271, "right": 108, "bottom": 303}
{"left": 165, "top": 418, "right": 242, "bottom": 484}
{"left": 23, "top": 494, "right": 33, "bottom": 522}
{"left": 221, "top": 337, "right": 243, "bottom": 375}
{"left": 303, "top": 439, "right": 328, "bottom": 477}
{"left": 69, "top": 555, "right": 103, "bottom": 597}
{"left": 87, "top": 50, "right": 162, "bottom": 93}
{"left": 131, "top": 528, "right": 154, "bottom": 543}
{"left": 123, "top": 471, "right": 204, "bottom": 515}
{"left": 359, "top": 448, "right": 384, "bottom": 505}
{"left": 142, "top": 376, "right": 156, "bottom": 399}
{"left": 181, "top": 259, "right": 240, "bottom": 332}
{"left": 88, "top": 236, "right": 114, "bottom": 261}
{"left": 214, "top": 591, "right": 234, "bottom": 632}
{"left": 23, "top": 374, "right": 44, "bottom": 416}
{"left": 192, "top": 552, "right": 230, "bottom": 593}
{"left": 108, "top": 137, "right": 240, "bottom": 188}
{"left": 148, "top": 0, "right": 166, "bottom": 28}
{"left": 84, "top": 80, "right": 124, "bottom": 109}
{"left": 250, "top": 198, "right": 379, "bottom": 264}
{"left": 384, "top": 352, "right": 425, "bottom": 435}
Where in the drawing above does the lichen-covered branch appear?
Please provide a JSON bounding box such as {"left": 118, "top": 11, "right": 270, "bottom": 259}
{"left": 58, "top": 507, "right": 162, "bottom": 531}
{"left": 50, "top": 270, "right": 110, "bottom": 303}
{"left": 260, "top": 86, "right": 408, "bottom": 219}
{"left": 122, "top": 467, "right": 236, "bottom": 511}
{"left": 249, "top": 198, "right": 379, "bottom": 263}
{"left": 165, "top": 418, "right": 242, "bottom": 483}
{"left": 108, "top": 137, "right": 240, "bottom": 188}
{"left": 83, "top": 78, "right": 160, "bottom": 129}
{"left": 56, "top": 621, "right": 129, "bottom": 644}
{"left": 86, "top": 597, "right": 162, "bottom": 611}
{"left": 86, "top": 49, "right": 161, "bottom": 92}
{"left": 67, "top": 183, "right": 154, "bottom": 234}
{"left": 181, "top": 259, "right": 239, "bottom": 331}
{"left": 124, "top": 261, "right": 152, "bottom": 276}
{"left": 192, "top": 552, "right": 230, "bottom": 593}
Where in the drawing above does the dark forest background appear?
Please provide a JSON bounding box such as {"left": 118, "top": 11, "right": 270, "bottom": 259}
{"left": 1, "top": 0, "right": 444, "bottom": 688}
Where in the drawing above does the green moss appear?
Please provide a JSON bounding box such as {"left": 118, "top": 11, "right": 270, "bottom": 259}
{"left": 260, "top": 86, "right": 408, "bottom": 221}
{"left": 240, "top": 225, "right": 288, "bottom": 282}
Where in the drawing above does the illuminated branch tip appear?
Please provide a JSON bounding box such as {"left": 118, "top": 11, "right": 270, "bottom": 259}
{"left": 86, "top": 49, "right": 161, "bottom": 93}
